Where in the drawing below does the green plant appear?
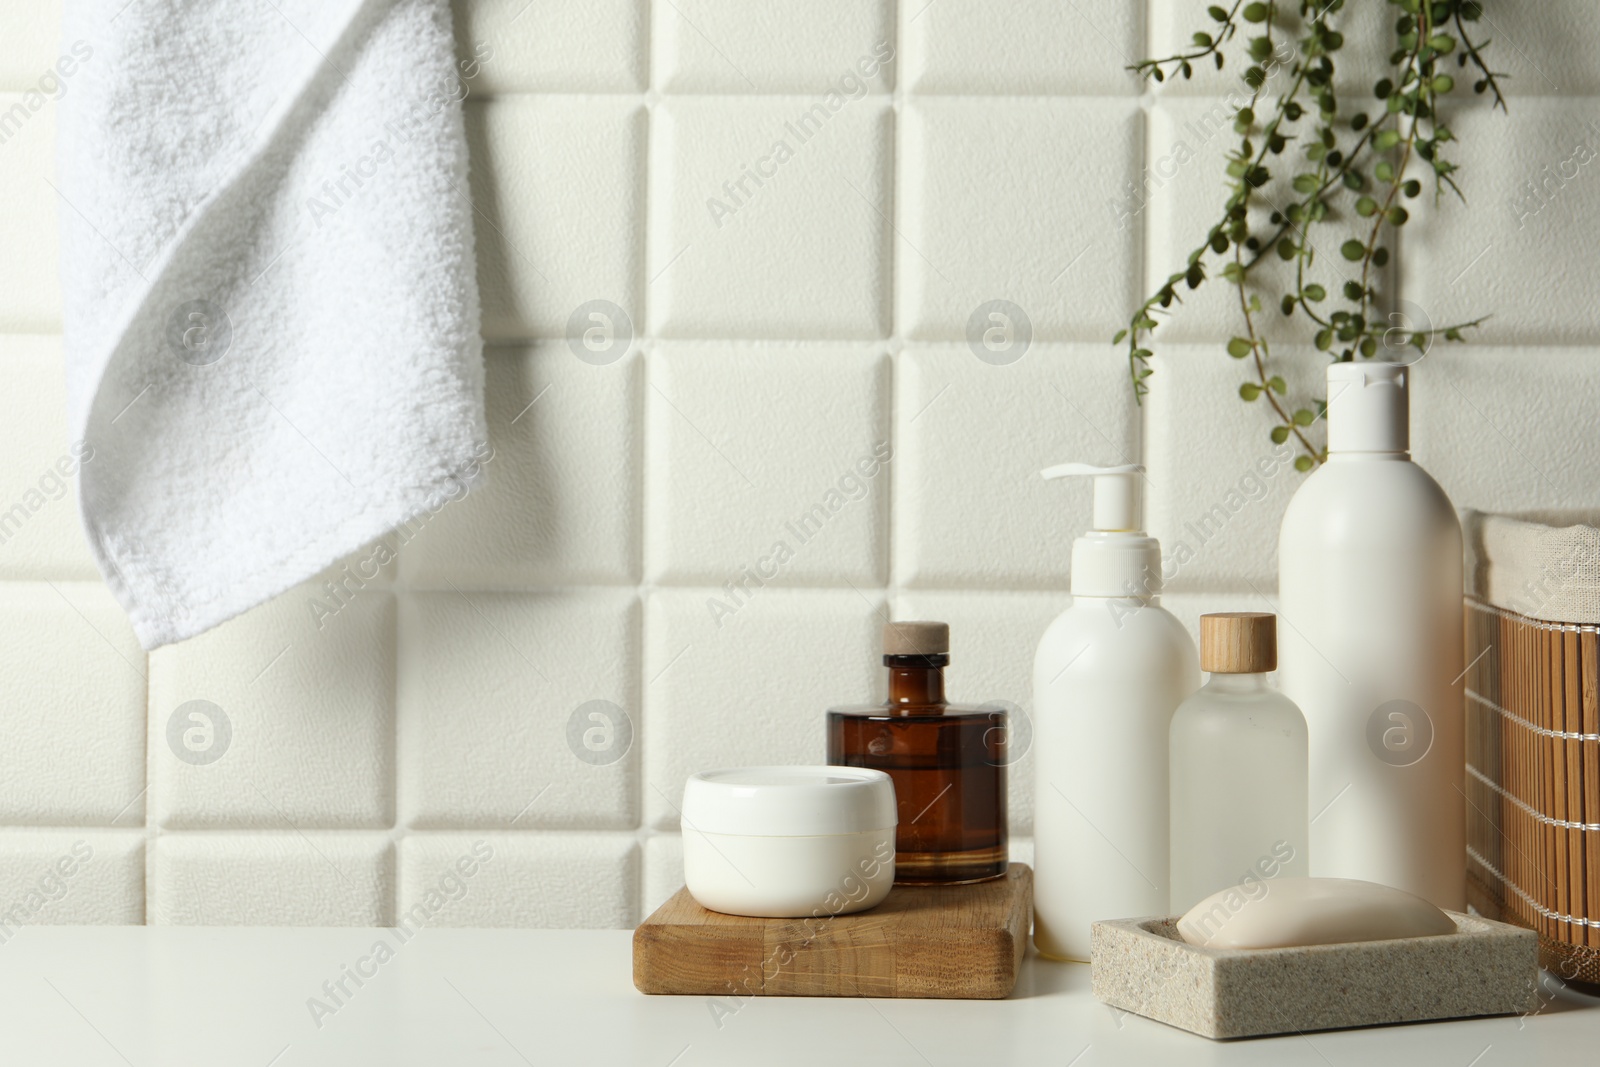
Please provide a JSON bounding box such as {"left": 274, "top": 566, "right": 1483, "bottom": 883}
{"left": 1118, "top": 0, "right": 1507, "bottom": 471}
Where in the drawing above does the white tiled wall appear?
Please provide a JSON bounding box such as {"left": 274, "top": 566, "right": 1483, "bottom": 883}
{"left": 2, "top": 1, "right": 1597, "bottom": 929}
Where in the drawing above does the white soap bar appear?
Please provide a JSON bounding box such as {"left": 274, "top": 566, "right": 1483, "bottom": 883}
{"left": 1177, "top": 876, "right": 1458, "bottom": 949}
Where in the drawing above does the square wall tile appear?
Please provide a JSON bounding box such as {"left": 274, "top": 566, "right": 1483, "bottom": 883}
{"left": 647, "top": 97, "right": 893, "bottom": 339}
{"left": 398, "top": 832, "right": 638, "bottom": 928}
{"left": 1143, "top": 97, "right": 1387, "bottom": 346}
{"left": 1407, "top": 98, "right": 1600, "bottom": 345}
{"left": 0, "top": 96, "right": 61, "bottom": 331}
{"left": 149, "top": 832, "right": 393, "bottom": 925}
{"left": 0, "top": 829, "right": 144, "bottom": 929}
{"left": 452, "top": 0, "right": 648, "bottom": 93}
{"left": 898, "top": 99, "right": 1141, "bottom": 343}
{"left": 646, "top": 343, "right": 889, "bottom": 586}
{"left": 903, "top": 0, "right": 1141, "bottom": 95}
{"left": 0, "top": 336, "right": 99, "bottom": 580}
{"left": 148, "top": 574, "right": 396, "bottom": 829}
{"left": 643, "top": 832, "right": 683, "bottom": 916}
{"left": 468, "top": 97, "right": 646, "bottom": 341}
{"left": 645, "top": 588, "right": 884, "bottom": 829}
{"left": 1412, "top": 347, "right": 1600, "bottom": 515}
{"left": 401, "top": 345, "right": 640, "bottom": 587}
{"left": 894, "top": 345, "right": 1137, "bottom": 589}
{"left": 1147, "top": 0, "right": 1396, "bottom": 98}
{"left": 1145, "top": 346, "right": 1323, "bottom": 592}
{"left": 896, "top": 590, "right": 1072, "bottom": 836}
{"left": 398, "top": 589, "right": 639, "bottom": 830}
{"left": 0, "top": 3, "right": 67, "bottom": 91}
{"left": 654, "top": 0, "right": 895, "bottom": 93}
{"left": 0, "top": 582, "right": 144, "bottom": 825}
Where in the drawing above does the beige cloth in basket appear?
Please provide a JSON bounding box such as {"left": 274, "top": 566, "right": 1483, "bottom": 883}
{"left": 1463, "top": 509, "right": 1600, "bottom": 624}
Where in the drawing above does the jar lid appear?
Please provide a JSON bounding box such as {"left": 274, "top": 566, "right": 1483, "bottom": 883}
{"left": 682, "top": 766, "right": 897, "bottom": 837}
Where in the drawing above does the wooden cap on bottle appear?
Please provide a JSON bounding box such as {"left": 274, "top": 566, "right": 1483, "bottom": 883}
{"left": 1200, "top": 612, "right": 1276, "bottom": 673}
{"left": 883, "top": 621, "right": 949, "bottom": 656}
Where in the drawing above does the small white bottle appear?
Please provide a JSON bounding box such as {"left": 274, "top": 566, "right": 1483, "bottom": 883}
{"left": 1032, "top": 464, "right": 1200, "bottom": 961}
{"left": 1169, "top": 612, "right": 1309, "bottom": 914}
{"left": 1277, "top": 361, "right": 1464, "bottom": 910}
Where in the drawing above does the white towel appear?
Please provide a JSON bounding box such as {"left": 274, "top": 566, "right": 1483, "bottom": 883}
{"left": 57, "top": 0, "right": 487, "bottom": 649}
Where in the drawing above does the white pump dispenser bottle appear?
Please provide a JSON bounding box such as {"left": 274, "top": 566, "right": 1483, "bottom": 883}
{"left": 1032, "top": 463, "right": 1201, "bottom": 961}
{"left": 1277, "top": 362, "right": 1464, "bottom": 910}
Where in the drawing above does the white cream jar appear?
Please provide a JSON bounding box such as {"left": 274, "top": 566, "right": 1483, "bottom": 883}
{"left": 681, "top": 767, "right": 897, "bottom": 918}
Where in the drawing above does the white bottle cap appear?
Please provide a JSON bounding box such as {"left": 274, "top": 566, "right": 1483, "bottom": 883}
{"left": 1326, "top": 361, "right": 1409, "bottom": 453}
{"left": 1041, "top": 463, "right": 1162, "bottom": 599}
{"left": 683, "top": 767, "right": 897, "bottom": 836}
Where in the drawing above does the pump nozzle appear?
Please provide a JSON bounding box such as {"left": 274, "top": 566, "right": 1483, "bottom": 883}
{"left": 1041, "top": 463, "right": 1145, "bottom": 533}
{"left": 1041, "top": 462, "right": 1160, "bottom": 598}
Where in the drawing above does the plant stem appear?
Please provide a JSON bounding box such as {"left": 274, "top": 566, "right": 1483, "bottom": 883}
{"left": 1242, "top": 123, "right": 1376, "bottom": 272}
{"left": 1454, "top": 9, "right": 1508, "bottom": 111}
{"left": 1116, "top": 0, "right": 1506, "bottom": 469}
{"left": 1236, "top": 241, "right": 1319, "bottom": 460}
{"left": 1133, "top": 0, "right": 1246, "bottom": 81}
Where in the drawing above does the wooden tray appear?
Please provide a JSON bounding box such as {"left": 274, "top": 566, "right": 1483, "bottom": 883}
{"left": 633, "top": 864, "right": 1031, "bottom": 999}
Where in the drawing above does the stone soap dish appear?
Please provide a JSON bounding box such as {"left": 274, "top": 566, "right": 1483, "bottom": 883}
{"left": 1091, "top": 912, "right": 1537, "bottom": 1039}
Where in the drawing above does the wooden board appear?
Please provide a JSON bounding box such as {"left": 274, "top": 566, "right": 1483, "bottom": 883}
{"left": 633, "top": 864, "right": 1031, "bottom": 999}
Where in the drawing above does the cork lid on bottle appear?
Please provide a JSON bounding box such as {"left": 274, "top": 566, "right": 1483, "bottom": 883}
{"left": 1200, "top": 612, "right": 1276, "bottom": 674}
{"left": 882, "top": 621, "right": 949, "bottom": 657}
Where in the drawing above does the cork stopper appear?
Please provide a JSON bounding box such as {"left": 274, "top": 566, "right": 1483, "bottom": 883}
{"left": 883, "top": 621, "right": 949, "bottom": 657}
{"left": 1200, "top": 612, "right": 1276, "bottom": 673}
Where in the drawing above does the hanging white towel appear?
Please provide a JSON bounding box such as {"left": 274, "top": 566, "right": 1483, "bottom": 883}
{"left": 57, "top": 0, "right": 487, "bottom": 649}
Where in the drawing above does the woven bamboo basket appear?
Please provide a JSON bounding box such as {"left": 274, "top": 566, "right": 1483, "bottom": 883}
{"left": 1463, "top": 511, "right": 1600, "bottom": 983}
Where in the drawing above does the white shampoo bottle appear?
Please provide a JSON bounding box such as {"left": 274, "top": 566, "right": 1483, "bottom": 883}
{"left": 1277, "top": 362, "right": 1465, "bottom": 910}
{"left": 1032, "top": 463, "right": 1200, "bottom": 961}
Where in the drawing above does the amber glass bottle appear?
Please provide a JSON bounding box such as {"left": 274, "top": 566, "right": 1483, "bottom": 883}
{"left": 827, "top": 622, "right": 1008, "bottom": 884}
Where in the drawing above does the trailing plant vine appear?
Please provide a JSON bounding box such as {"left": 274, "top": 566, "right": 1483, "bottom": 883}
{"left": 1117, "top": 0, "right": 1507, "bottom": 470}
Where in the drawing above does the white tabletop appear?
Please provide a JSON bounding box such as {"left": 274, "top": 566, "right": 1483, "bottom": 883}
{"left": 0, "top": 926, "right": 1595, "bottom": 1065}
